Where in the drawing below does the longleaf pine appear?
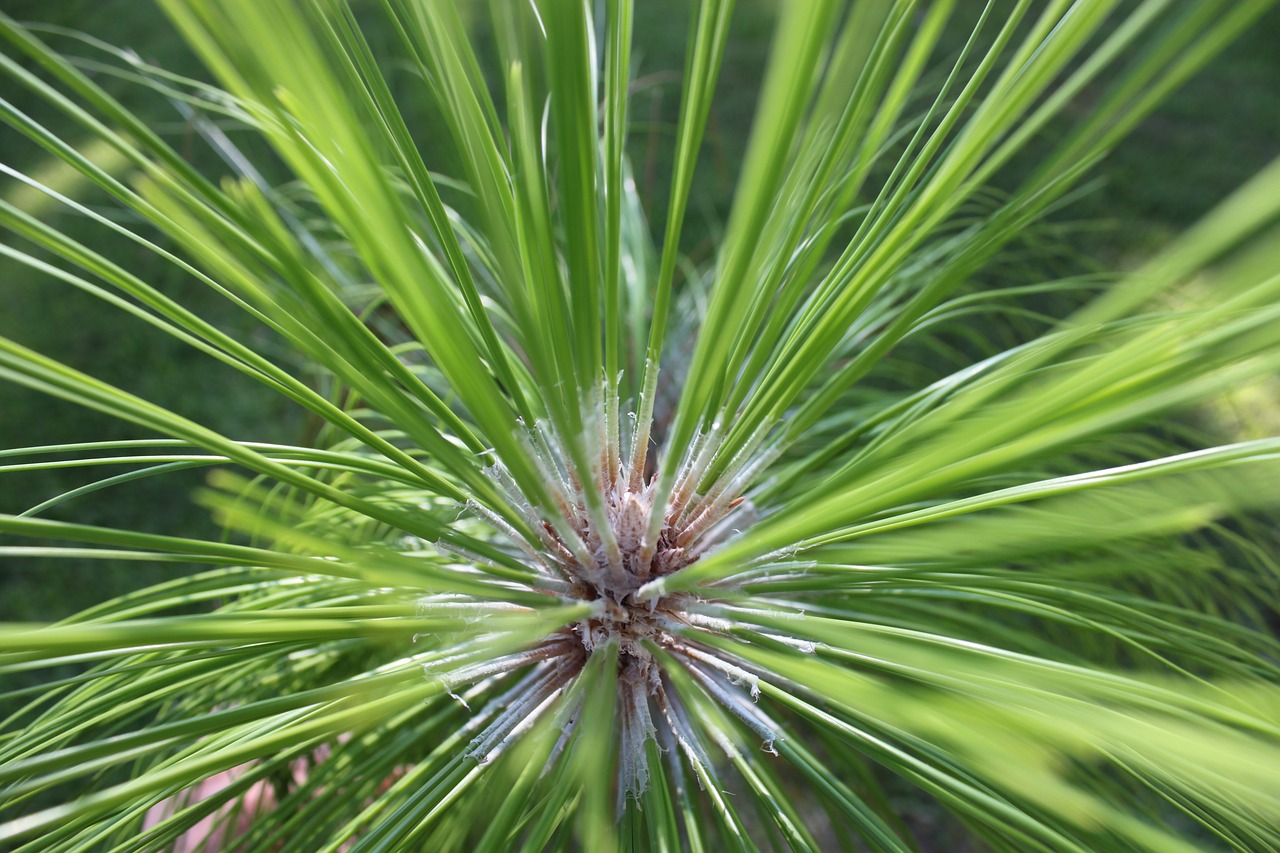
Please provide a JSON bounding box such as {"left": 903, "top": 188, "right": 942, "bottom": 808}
{"left": 3, "top": 1, "right": 1280, "bottom": 850}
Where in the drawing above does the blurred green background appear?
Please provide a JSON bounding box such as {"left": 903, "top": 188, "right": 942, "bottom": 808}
{"left": 1, "top": 0, "right": 1278, "bottom": 622}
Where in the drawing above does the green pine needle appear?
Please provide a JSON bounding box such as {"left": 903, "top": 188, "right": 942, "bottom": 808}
{"left": 2, "top": 1, "right": 1280, "bottom": 850}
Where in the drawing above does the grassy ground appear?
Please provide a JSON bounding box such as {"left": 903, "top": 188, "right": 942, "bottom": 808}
{"left": 1, "top": 0, "right": 1277, "bottom": 623}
